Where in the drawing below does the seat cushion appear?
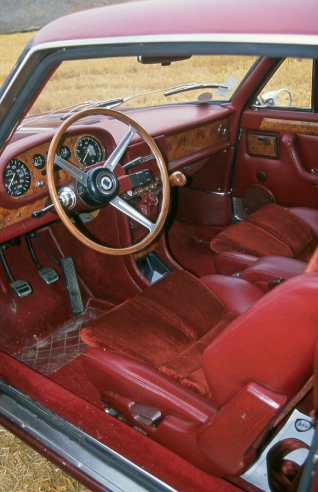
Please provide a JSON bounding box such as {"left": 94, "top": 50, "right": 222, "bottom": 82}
{"left": 203, "top": 272, "right": 318, "bottom": 409}
{"left": 81, "top": 270, "right": 264, "bottom": 398}
{"left": 210, "top": 204, "right": 318, "bottom": 262}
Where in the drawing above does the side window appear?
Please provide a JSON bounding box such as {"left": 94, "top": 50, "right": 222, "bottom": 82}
{"left": 255, "top": 58, "right": 313, "bottom": 110}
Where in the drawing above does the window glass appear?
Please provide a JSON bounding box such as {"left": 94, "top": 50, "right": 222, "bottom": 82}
{"left": 257, "top": 58, "right": 312, "bottom": 109}
{"left": 28, "top": 55, "right": 258, "bottom": 115}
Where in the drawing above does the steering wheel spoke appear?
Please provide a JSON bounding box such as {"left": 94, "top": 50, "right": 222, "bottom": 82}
{"left": 47, "top": 108, "right": 169, "bottom": 255}
{"left": 103, "top": 126, "right": 137, "bottom": 172}
{"left": 110, "top": 196, "right": 157, "bottom": 233}
{"left": 54, "top": 154, "right": 88, "bottom": 186}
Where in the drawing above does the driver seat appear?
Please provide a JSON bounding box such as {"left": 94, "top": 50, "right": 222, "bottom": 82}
{"left": 80, "top": 257, "right": 318, "bottom": 477}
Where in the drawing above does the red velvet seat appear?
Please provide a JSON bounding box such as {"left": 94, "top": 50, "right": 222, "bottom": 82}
{"left": 211, "top": 204, "right": 318, "bottom": 275}
{"left": 80, "top": 265, "right": 318, "bottom": 477}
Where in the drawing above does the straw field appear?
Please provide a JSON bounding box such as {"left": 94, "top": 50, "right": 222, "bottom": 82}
{"left": 0, "top": 426, "right": 90, "bottom": 491}
{"left": 0, "top": 30, "right": 314, "bottom": 492}
{"left": 0, "top": 31, "right": 312, "bottom": 115}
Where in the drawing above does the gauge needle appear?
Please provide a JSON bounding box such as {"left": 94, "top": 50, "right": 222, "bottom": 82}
{"left": 8, "top": 173, "right": 16, "bottom": 190}
{"left": 83, "top": 149, "right": 90, "bottom": 163}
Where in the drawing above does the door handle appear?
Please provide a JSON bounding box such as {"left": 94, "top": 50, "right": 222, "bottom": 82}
{"left": 282, "top": 132, "right": 318, "bottom": 185}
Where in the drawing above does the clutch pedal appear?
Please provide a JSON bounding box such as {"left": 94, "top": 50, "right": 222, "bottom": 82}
{"left": 0, "top": 247, "right": 32, "bottom": 298}
{"left": 61, "top": 256, "right": 84, "bottom": 317}
{"left": 10, "top": 279, "right": 33, "bottom": 298}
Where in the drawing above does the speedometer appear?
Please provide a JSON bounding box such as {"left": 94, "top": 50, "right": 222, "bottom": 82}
{"left": 76, "top": 136, "right": 103, "bottom": 167}
{"left": 4, "top": 159, "right": 31, "bottom": 196}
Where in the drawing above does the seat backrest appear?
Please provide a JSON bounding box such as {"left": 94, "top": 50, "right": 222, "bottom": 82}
{"left": 203, "top": 271, "right": 318, "bottom": 409}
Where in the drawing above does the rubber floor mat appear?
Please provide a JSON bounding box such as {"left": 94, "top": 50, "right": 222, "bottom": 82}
{"left": 15, "top": 308, "right": 103, "bottom": 375}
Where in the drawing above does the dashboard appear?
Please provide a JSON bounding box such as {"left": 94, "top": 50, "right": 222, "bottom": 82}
{"left": 4, "top": 134, "right": 105, "bottom": 199}
{"left": 0, "top": 105, "right": 231, "bottom": 241}
{"left": 0, "top": 133, "right": 108, "bottom": 231}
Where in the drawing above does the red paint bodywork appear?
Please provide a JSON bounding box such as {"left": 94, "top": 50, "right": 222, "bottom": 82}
{"left": 1, "top": 1, "right": 318, "bottom": 491}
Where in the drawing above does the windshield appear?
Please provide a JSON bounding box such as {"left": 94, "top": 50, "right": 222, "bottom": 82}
{"left": 27, "top": 55, "right": 258, "bottom": 116}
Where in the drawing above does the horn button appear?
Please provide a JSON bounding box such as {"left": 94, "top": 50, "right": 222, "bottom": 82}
{"left": 77, "top": 167, "right": 119, "bottom": 206}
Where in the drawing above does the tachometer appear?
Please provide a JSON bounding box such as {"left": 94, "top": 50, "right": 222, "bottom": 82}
{"left": 76, "top": 136, "right": 103, "bottom": 167}
{"left": 4, "top": 159, "right": 31, "bottom": 196}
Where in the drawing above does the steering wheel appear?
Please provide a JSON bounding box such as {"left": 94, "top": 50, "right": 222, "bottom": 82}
{"left": 46, "top": 108, "right": 170, "bottom": 255}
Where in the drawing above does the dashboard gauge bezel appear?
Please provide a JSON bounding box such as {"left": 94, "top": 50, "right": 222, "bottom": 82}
{"left": 32, "top": 153, "right": 46, "bottom": 169}
{"left": 4, "top": 159, "right": 32, "bottom": 197}
{"left": 75, "top": 136, "right": 104, "bottom": 167}
{"left": 58, "top": 145, "right": 72, "bottom": 161}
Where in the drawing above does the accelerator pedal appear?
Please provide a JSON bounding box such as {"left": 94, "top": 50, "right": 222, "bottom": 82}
{"left": 61, "top": 256, "right": 84, "bottom": 317}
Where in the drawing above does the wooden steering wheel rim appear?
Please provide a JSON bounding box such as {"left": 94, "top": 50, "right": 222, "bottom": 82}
{"left": 46, "top": 108, "right": 170, "bottom": 256}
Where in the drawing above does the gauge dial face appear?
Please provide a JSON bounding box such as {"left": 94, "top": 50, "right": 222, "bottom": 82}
{"left": 76, "top": 136, "right": 103, "bottom": 167}
{"left": 4, "top": 159, "right": 31, "bottom": 196}
{"left": 59, "top": 145, "right": 71, "bottom": 160}
{"left": 32, "top": 153, "right": 46, "bottom": 169}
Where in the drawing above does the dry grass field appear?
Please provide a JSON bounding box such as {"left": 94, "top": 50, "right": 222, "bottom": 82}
{"left": 0, "top": 31, "right": 312, "bottom": 115}
{"left": 0, "top": 30, "right": 314, "bottom": 492}
{"left": 0, "top": 427, "right": 89, "bottom": 491}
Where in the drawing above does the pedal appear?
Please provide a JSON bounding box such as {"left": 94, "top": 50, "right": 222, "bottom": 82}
{"left": 25, "top": 235, "right": 59, "bottom": 285}
{"left": 0, "top": 247, "right": 32, "bottom": 298}
{"left": 10, "top": 279, "right": 32, "bottom": 298}
{"left": 38, "top": 267, "right": 59, "bottom": 285}
{"left": 61, "top": 256, "right": 84, "bottom": 317}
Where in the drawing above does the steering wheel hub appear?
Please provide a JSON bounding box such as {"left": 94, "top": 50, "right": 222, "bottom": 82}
{"left": 78, "top": 167, "right": 119, "bottom": 206}
{"left": 47, "top": 108, "right": 169, "bottom": 255}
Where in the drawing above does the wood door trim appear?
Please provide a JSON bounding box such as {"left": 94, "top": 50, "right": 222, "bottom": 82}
{"left": 260, "top": 118, "right": 318, "bottom": 136}
{"left": 247, "top": 133, "right": 279, "bottom": 159}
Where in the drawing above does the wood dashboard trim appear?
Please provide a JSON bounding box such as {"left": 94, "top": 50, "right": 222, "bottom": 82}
{"left": 166, "top": 118, "right": 229, "bottom": 161}
{"left": 9, "top": 134, "right": 104, "bottom": 199}
{"left": 0, "top": 196, "right": 47, "bottom": 229}
{"left": 260, "top": 118, "right": 318, "bottom": 136}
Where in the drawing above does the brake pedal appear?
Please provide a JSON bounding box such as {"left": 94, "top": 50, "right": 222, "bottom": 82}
{"left": 38, "top": 267, "right": 59, "bottom": 285}
{"left": 25, "top": 235, "right": 59, "bottom": 285}
{"left": 61, "top": 256, "right": 84, "bottom": 317}
{"left": 0, "top": 247, "right": 32, "bottom": 298}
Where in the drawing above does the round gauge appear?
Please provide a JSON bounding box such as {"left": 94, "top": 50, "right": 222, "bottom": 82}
{"left": 4, "top": 159, "right": 31, "bottom": 197}
{"left": 59, "top": 145, "right": 71, "bottom": 161}
{"left": 32, "top": 153, "right": 46, "bottom": 169}
{"left": 76, "top": 136, "right": 103, "bottom": 167}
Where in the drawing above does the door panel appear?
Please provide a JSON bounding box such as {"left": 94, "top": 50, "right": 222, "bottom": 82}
{"left": 232, "top": 108, "right": 318, "bottom": 216}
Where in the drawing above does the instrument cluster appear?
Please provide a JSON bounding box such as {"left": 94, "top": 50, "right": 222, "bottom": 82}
{"left": 3, "top": 135, "right": 105, "bottom": 198}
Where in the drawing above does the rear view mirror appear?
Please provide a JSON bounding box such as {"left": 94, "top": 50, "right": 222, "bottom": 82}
{"left": 137, "top": 55, "right": 192, "bottom": 66}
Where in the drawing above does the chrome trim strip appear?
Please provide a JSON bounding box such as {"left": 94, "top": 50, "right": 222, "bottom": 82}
{"left": 31, "top": 33, "right": 318, "bottom": 52}
{"left": 1, "top": 32, "right": 318, "bottom": 105}
{"left": 0, "top": 379, "right": 177, "bottom": 492}
{"left": 16, "top": 127, "right": 53, "bottom": 132}
{"left": 188, "top": 186, "right": 231, "bottom": 196}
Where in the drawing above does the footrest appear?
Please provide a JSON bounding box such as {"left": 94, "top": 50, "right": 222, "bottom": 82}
{"left": 10, "top": 280, "right": 32, "bottom": 298}
{"left": 38, "top": 267, "right": 59, "bottom": 285}
{"left": 61, "top": 256, "right": 84, "bottom": 317}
